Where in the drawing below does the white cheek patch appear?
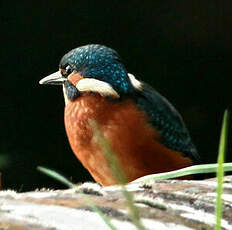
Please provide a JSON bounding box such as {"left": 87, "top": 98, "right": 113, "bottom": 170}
{"left": 128, "top": 73, "right": 143, "bottom": 90}
{"left": 76, "top": 78, "right": 120, "bottom": 98}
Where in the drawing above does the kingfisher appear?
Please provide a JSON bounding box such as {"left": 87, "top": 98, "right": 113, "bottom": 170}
{"left": 39, "top": 44, "right": 200, "bottom": 186}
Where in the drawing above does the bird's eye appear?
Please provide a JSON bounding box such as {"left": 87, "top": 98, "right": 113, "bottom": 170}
{"left": 62, "top": 65, "right": 72, "bottom": 77}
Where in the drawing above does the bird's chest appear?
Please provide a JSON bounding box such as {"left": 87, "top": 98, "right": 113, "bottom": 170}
{"left": 64, "top": 94, "right": 123, "bottom": 184}
{"left": 63, "top": 94, "right": 157, "bottom": 185}
{"left": 64, "top": 94, "right": 107, "bottom": 147}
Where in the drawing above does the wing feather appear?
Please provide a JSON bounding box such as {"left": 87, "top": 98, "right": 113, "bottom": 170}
{"left": 129, "top": 74, "right": 200, "bottom": 163}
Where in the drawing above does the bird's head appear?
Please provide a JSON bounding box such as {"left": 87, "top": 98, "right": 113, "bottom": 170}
{"left": 39, "top": 44, "right": 137, "bottom": 102}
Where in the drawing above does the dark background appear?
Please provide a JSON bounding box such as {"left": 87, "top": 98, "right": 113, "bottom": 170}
{"left": 1, "top": 1, "right": 232, "bottom": 191}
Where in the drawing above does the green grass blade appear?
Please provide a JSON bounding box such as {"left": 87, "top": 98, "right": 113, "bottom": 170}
{"left": 132, "top": 162, "right": 232, "bottom": 183}
{"left": 37, "top": 166, "right": 75, "bottom": 188}
{"left": 88, "top": 119, "right": 127, "bottom": 185}
{"left": 215, "top": 110, "right": 230, "bottom": 230}
{"left": 80, "top": 194, "right": 119, "bottom": 230}
{"left": 37, "top": 166, "right": 119, "bottom": 230}
{"left": 89, "top": 119, "right": 147, "bottom": 230}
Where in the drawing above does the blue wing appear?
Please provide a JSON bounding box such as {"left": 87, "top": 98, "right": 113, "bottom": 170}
{"left": 129, "top": 75, "right": 200, "bottom": 163}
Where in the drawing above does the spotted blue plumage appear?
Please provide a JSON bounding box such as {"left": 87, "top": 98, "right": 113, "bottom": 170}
{"left": 59, "top": 44, "right": 133, "bottom": 94}
{"left": 133, "top": 82, "right": 200, "bottom": 163}
{"left": 59, "top": 44, "right": 200, "bottom": 163}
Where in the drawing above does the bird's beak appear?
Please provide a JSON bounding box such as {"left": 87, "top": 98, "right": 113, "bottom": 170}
{"left": 39, "top": 71, "right": 66, "bottom": 85}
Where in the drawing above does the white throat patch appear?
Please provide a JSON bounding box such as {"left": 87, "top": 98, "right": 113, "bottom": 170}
{"left": 76, "top": 78, "right": 120, "bottom": 98}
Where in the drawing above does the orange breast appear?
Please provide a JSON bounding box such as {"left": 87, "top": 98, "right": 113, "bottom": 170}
{"left": 64, "top": 94, "right": 193, "bottom": 186}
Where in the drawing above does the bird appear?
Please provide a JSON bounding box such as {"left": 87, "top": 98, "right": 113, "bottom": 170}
{"left": 39, "top": 44, "right": 200, "bottom": 186}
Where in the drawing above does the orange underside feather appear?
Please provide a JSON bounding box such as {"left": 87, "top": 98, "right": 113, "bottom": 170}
{"left": 64, "top": 93, "right": 193, "bottom": 186}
